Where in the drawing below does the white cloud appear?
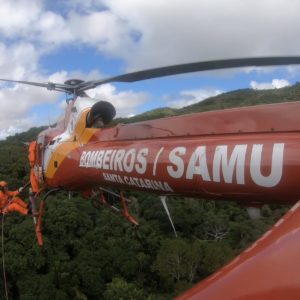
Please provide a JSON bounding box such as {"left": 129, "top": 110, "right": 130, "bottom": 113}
{"left": 166, "top": 89, "right": 224, "bottom": 108}
{"left": 0, "top": 1, "right": 135, "bottom": 55}
{"left": 34, "top": 11, "right": 72, "bottom": 46}
{"left": 1, "top": 0, "right": 300, "bottom": 71}
{"left": 100, "top": 0, "right": 300, "bottom": 70}
{"left": 86, "top": 83, "right": 149, "bottom": 117}
{"left": 1, "top": 0, "right": 300, "bottom": 70}
{"left": 68, "top": 11, "right": 129, "bottom": 52}
{"left": 0, "top": 82, "right": 61, "bottom": 137}
{"left": 0, "top": 42, "right": 40, "bottom": 79}
{"left": 0, "top": 0, "right": 41, "bottom": 37}
{"left": 250, "top": 79, "right": 290, "bottom": 90}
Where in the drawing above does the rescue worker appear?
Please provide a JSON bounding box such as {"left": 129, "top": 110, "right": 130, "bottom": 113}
{"left": 28, "top": 141, "right": 40, "bottom": 194}
{"left": 0, "top": 181, "right": 28, "bottom": 215}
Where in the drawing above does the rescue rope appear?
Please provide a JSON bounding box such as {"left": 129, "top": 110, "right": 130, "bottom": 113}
{"left": 1, "top": 214, "right": 8, "bottom": 300}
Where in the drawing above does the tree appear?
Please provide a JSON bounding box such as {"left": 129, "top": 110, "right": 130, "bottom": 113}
{"left": 103, "top": 277, "right": 144, "bottom": 300}
{"left": 153, "top": 238, "right": 204, "bottom": 284}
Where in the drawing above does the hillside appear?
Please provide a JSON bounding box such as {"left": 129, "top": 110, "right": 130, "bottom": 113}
{"left": 116, "top": 82, "right": 300, "bottom": 124}
{"left": 179, "top": 83, "right": 300, "bottom": 114}
{"left": 0, "top": 85, "right": 294, "bottom": 299}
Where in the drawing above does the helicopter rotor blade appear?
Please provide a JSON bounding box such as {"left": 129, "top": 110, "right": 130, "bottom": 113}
{"left": 1, "top": 56, "right": 300, "bottom": 95}
{"left": 0, "top": 78, "right": 73, "bottom": 92}
{"left": 78, "top": 56, "right": 300, "bottom": 92}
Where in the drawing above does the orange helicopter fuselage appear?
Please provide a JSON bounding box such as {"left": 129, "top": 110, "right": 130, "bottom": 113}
{"left": 34, "top": 98, "right": 300, "bottom": 206}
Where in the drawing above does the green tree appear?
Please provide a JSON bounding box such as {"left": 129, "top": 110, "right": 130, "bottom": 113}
{"left": 103, "top": 277, "right": 144, "bottom": 300}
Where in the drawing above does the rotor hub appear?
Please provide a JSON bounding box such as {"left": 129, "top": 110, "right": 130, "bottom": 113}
{"left": 64, "top": 79, "right": 85, "bottom": 86}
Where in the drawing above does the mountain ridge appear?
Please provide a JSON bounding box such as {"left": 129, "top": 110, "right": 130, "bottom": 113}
{"left": 115, "top": 82, "right": 300, "bottom": 124}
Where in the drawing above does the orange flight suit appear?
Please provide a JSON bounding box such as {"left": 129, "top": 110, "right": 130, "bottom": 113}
{"left": 0, "top": 190, "right": 28, "bottom": 215}
{"left": 28, "top": 141, "right": 40, "bottom": 193}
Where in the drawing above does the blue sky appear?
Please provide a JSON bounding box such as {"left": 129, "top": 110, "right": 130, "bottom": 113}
{"left": 0, "top": 0, "right": 300, "bottom": 139}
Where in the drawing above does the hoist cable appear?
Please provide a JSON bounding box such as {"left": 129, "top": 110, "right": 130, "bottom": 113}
{"left": 1, "top": 214, "right": 9, "bottom": 300}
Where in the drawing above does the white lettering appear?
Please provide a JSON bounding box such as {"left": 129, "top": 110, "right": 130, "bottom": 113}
{"left": 186, "top": 146, "right": 211, "bottom": 181}
{"left": 103, "top": 150, "right": 112, "bottom": 169}
{"left": 96, "top": 151, "right": 104, "bottom": 169}
{"left": 84, "top": 152, "right": 91, "bottom": 167}
{"left": 135, "top": 148, "right": 148, "bottom": 174}
{"left": 213, "top": 145, "right": 247, "bottom": 184}
{"left": 114, "top": 150, "right": 125, "bottom": 172}
{"left": 89, "top": 151, "right": 98, "bottom": 168}
{"left": 80, "top": 151, "right": 86, "bottom": 167}
{"left": 123, "top": 149, "right": 136, "bottom": 173}
{"left": 250, "top": 143, "right": 284, "bottom": 187}
{"left": 167, "top": 147, "right": 186, "bottom": 178}
{"left": 110, "top": 150, "right": 117, "bottom": 170}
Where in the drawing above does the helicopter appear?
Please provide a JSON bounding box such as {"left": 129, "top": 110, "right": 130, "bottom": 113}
{"left": 2, "top": 56, "right": 300, "bottom": 300}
